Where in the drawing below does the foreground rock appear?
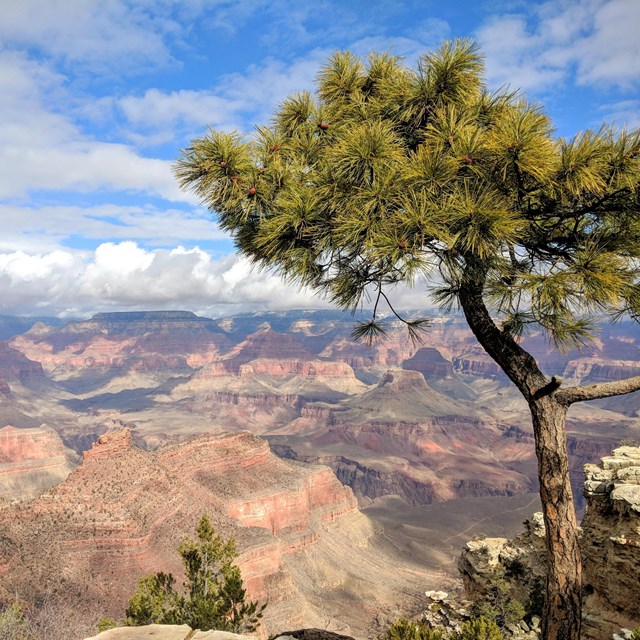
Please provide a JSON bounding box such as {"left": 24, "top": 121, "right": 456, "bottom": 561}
{"left": 85, "top": 626, "right": 254, "bottom": 639}
{"left": 581, "top": 445, "right": 640, "bottom": 638}
{"left": 85, "top": 627, "right": 355, "bottom": 640}
{"left": 458, "top": 445, "right": 640, "bottom": 639}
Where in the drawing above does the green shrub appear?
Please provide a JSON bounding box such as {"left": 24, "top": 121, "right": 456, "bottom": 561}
{"left": 468, "top": 572, "right": 525, "bottom": 627}
{"left": 453, "top": 617, "right": 502, "bottom": 640}
{"left": 0, "top": 604, "right": 32, "bottom": 640}
{"left": 125, "top": 514, "right": 265, "bottom": 632}
{"left": 631, "top": 627, "right": 640, "bottom": 640}
{"left": 96, "top": 617, "right": 117, "bottom": 633}
{"left": 379, "top": 618, "right": 444, "bottom": 640}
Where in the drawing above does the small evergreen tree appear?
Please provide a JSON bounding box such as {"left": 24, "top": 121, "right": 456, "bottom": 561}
{"left": 125, "top": 515, "right": 265, "bottom": 632}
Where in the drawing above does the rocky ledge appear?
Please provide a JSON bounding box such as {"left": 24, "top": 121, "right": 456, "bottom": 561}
{"left": 458, "top": 445, "right": 640, "bottom": 639}
{"left": 581, "top": 445, "right": 640, "bottom": 637}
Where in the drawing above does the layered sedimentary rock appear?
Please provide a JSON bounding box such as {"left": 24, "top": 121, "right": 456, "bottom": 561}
{"left": 5, "top": 310, "right": 640, "bottom": 510}
{"left": 10, "top": 311, "right": 230, "bottom": 386}
{"left": 272, "top": 370, "right": 533, "bottom": 504}
{"left": 0, "top": 429, "right": 428, "bottom": 637}
{"left": 0, "top": 341, "right": 48, "bottom": 387}
{"left": 458, "top": 446, "right": 640, "bottom": 639}
{"left": 581, "top": 446, "right": 640, "bottom": 637}
{"left": 0, "top": 424, "right": 77, "bottom": 500}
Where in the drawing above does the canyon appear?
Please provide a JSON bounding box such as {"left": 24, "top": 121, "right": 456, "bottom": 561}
{"left": 1, "top": 309, "right": 639, "bottom": 635}
{"left": 0, "top": 429, "right": 431, "bottom": 637}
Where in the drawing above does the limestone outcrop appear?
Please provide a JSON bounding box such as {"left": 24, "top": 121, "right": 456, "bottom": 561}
{"left": 85, "top": 626, "right": 355, "bottom": 640}
{"left": 85, "top": 626, "right": 255, "bottom": 640}
{"left": 458, "top": 446, "right": 640, "bottom": 639}
{"left": 581, "top": 446, "right": 640, "bottom": 637}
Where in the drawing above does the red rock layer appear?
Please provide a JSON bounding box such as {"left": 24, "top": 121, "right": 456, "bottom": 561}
{"left": 0, "top": 429, "right": 377, "bottom": 635}
{"left": 0, "top": 425, "right": 76, "bottom": 500}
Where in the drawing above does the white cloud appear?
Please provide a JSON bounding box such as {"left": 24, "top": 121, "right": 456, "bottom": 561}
{"left": 477, "top": 0, "right": 640, "bottom": 94}
{"left": 0, "top": 51, "right": 194, "bottom": 201}
{"left": 0, "top": 203, "right": 228, "bottom": 254}
{"left": 572, "top": 0, "right": 640, "bottom": 88}
{"left": 599, "top": 100, "right": 640, "bottom": 130}
{"left": 0, "top": 0, "right": 173, "bottom": 74}
{"left": 0, "top": 243, "right": 332, "bottom": 317}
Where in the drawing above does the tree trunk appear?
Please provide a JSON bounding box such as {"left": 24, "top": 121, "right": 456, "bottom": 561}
{"left": 529, "top": 397, "right": 582, "bottom": 640}
{"left": 457, "top": 262, "right": 582, "bottom": 640}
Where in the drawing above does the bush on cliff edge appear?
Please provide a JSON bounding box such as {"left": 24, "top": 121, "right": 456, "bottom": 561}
{"left": 125, "top": 514, "right": 266, "bottom": 632}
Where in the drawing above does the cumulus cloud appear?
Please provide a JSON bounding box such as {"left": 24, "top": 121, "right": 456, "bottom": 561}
{"left": 0, "top": 51, "right": 193, "bottom": 202}
{"left": 477, "top": 0, "right": 640, "bottom": 93}
{"left": 0, "top": 0, "right": 173, "bottom": 74}
{"left": 0, "top": 243, "right": 333, "bottom": 317}
{"left": 0, "top": 242, "right": 430, "bottom": 318}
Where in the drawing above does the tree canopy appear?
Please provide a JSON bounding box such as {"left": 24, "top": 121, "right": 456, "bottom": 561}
{"left": 176, "top": 39, "right": 640, "bottom": 350}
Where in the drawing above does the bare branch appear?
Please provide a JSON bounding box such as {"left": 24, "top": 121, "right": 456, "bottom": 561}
{"left": 557, "top": 375, "right": 640, "bottom": 405}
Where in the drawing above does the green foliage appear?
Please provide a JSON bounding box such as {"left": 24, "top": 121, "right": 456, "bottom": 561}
{"left": 468, "top": 572, "right": 525, "bottom": 628}
{"left": 96, "top": 617, "right": 117, "bottom": 633}
{"left": 631, "top": 627, "right": 640, "bottom": 640}
{"left": 466, "top": 560, "right": 543, "bottom": 628}
{"left": 125, "top": 514, "right": 265, "bottom": 632}
{"left": 176, "top": 39, "right": 640, "bottom": 349}
{"left": 453, "top": 617, "right": 502, "bottom": 640}
{"left": 0, "top": 604, "right": 32, "bottom": 640}
{"left": 380, "top": 618, "right": 444, "bottom": 640}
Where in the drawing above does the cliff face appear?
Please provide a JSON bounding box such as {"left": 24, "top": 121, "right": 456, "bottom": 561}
{"left": 0, "top": 429, "right": 428, "bottom": 637}
{"left": 0, "top": 341, "right": 48, "bottom": 387}
{"left": 0, "top": 424, "right": 77, "bottom": 500}
{"left": 581, "top": 446, "right": 640, "bottom": 637}
{"left": 458, "top": 446, "right": 640, "bottom": 639}
{"left": 10, "top": 311, "right": 231, "bottom": 384}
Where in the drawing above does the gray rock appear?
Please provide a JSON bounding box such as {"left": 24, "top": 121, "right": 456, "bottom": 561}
{"left": 273, "top": 630, "right": 355, "bottom": 640}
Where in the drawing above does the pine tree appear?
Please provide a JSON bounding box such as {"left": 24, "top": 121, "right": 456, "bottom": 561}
{"left": 126, "top": 514, "right": 265, "bottom": 632}
{"left": 175, "top": 40, "right": 640, "bottom": 640}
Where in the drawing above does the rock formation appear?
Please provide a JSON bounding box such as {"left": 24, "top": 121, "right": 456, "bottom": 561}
{"left": 85, "top": 626, "right": 355, "bottom": 640}
{"left": 458, "top": 446, "right": 640, "bottom": 639}
{"left": 0, "top": 424, "right": 77, "bottom": 500}
{"left": 581, "top": 446, "right": 640, "bottom": 637}
{"left": 0, "top": 429, "right": 430, "bottom": 638}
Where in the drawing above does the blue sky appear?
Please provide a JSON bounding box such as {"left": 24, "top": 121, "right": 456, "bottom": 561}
{"left": 0, "top": 0, "right": 639, "bottom": 318}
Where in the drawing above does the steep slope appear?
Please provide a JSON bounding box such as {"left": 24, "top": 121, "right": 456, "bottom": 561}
{"left": 0, "top": 425, "right": 77, "bottom": 500}
{"left": 10, "top": 311, "right": 231, "bottom": 392}
{"left": 271, "top": 370, "right": 533, "bottom": 504}
{"left": 0, "top": 430, "right": 431, "bottom": 637}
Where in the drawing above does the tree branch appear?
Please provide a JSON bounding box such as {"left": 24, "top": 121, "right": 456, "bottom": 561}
{"left": 556, "top": 375, "right": 640, "bottom": 406}
{"left": 458, "top": 259, "right": 548, "bottom": 401}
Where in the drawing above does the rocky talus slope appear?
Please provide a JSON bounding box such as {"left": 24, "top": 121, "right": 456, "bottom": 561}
{"left": 0, "top": 424, "right": 76, "bottom": 500}
{"left": 0, "top": 429, "right": 430, "bottom": 638}
{"left": 458, "top": 446, "right": 640, "bottom": 639}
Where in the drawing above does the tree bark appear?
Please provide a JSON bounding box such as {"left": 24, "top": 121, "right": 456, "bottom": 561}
{"left": 529, "top": 397, "right": 582, "bottom": 640}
